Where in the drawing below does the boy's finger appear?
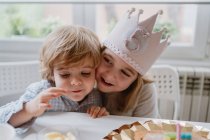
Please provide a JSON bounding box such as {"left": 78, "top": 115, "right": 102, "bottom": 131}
{"left": 41, "top": 93, "right": 61, "bottom": 103}
{"left": 97, "top": 107, "right": 106, "bottom": 117}
{"left": 47, "top": 87, "right": 67, "bottom": 93}
{"left": 43, "top": 88, "right": 67, "bottom": 97}
{"left": 87, "top": 107, "right": 91, "bottom": 114}
{"left": 89, "top": 106, "right": 96, "bottom": 116}
{"left": 41, "top": 89, "right": 66, "bottom": 101}
{"left": 105, "top": 111, "right": 110, "bottom": 115}
{"left": 87, "top": 108, "right": 89, "bottom": 114}
{"left": 91, "top": 107, "right": 100, "bottom": 118}
{"left": 40, "top": 103, "right": 52, "bottom": 109}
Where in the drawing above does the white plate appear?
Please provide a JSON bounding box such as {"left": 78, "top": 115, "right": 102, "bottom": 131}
{"left": 37, "top": 125, "right": 79, "bottom": 140}
{"left": 0, "top": 124, "right": 15, "bottom": 140}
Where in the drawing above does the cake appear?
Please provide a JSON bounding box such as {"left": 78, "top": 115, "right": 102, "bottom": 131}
{"left": 103, "top": 120, "right": 210, "bottom": 140}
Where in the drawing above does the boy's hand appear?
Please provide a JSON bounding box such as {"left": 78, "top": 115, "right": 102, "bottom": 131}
{"left": 87, "top": 106, "right": 109, "bottom": 118}
{"left": 25, "top": 87, "right": 66, "bottom": 117}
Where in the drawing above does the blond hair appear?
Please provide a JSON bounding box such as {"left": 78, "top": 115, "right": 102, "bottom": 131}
{"left": 40, "top": 25, "right": 101, "bottom": 84}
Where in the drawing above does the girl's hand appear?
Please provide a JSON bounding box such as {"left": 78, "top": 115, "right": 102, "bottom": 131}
{"left": 25, "top": 87, "right": 66, "bottom": 117}
{"left": 87, "top": 106, "right": 109, "bottom": 118}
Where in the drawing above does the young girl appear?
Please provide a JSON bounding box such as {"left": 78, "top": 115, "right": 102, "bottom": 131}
{"left": 0, "top": 25, "right": 108, "bottom": 130}
{"left": 88, "top": 8, "right": 169, "bottom": 118}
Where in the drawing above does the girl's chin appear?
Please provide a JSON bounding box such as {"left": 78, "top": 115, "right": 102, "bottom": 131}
{"left": 97, "top": 83, "right": 108, "bottom": 90}
{"left": 98, "top": 84, "right": 114, "bottom": 93}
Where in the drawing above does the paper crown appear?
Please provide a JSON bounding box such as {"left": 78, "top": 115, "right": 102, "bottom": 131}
{"left": 103, "top": 8, "right": 169, "bottom": 75}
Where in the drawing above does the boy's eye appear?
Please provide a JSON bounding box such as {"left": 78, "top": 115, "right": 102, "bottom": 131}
{"left": 59, "top": 74, "right": 70, "bottom": 78}
{"left": 81, "top": 72, "right": 91, "bottom": 76}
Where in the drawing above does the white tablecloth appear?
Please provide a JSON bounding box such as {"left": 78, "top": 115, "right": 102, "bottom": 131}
{"left": 16, "top": 112, "right": 210, "bottom": 140}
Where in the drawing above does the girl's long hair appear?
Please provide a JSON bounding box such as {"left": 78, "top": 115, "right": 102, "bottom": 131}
{"left": 115, "top": 75, "right": 152, "bottom": 112}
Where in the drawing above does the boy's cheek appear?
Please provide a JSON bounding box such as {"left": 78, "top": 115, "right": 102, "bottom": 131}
{"left": 55, "top": 81, "right": 65, "bottom": 88}
{"left": 55, "top": 80, "right": 71, "bottom": 91}
{"left": 53, "top": 77, "right": 64, "bottom": 88}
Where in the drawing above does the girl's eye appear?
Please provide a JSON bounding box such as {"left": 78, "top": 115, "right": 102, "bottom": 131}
{"left": 121, "top": 70, "right": 131, "bottom": 77}
{"left": 103, "top": 56, "right": 112, "bottom": 65}
{"left": 59, "top": 74, "right": 70, "bottom": 78}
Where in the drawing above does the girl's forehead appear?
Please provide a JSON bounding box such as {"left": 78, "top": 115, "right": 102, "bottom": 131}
{"left": 103, "top": 48, "right": 119, "bottom": 59}
{"left": 103, "top": 48, "right": 138, "bottom": 74}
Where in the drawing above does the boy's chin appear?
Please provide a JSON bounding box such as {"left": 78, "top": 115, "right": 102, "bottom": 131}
{"left": 65, "top": 95, "right": 85, "bottom": 102}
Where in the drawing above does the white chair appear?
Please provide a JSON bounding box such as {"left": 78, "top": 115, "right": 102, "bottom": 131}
{"left": 148, "top": 65, "right": 180, "bottom": 120}
{"left": 0, "top": 61, "right": 41, "bottom": 106}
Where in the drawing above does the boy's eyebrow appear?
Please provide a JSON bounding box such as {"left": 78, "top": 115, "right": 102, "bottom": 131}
{"left": 82, "top": 65, "right": 95, "bottom": 69}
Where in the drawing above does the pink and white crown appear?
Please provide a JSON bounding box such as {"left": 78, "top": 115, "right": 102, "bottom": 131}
{"left": 103, "top": 8, "right": 169, "bottom": 75}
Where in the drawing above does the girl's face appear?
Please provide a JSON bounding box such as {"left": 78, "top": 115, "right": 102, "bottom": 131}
{"left": 53, "top": 58, "right": 96, "bottom": 102}
{"left": 96, "top": 48, "right": 138, "bottom": 93}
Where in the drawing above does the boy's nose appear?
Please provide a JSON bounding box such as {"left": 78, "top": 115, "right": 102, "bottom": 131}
{"left": 70, "top": 78, "right": 81, "bottom": 86}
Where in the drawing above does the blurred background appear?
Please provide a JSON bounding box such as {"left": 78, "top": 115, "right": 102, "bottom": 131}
{"left": 0, "top": 0, "right": 209, "bottom": 122}
{"left": 0, "top": 1, "right": 209, "bottom": 62}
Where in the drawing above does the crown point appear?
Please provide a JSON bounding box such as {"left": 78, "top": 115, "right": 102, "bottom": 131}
{"left": 167, "top": 41, "right": 171, "bottom": 46}
{"left": 127, "top": 8, "right": 136, "bottom": 18}
{"left": 129, "top": 8, "right": 135, "bottom": 14}
{"left": 158, "top": 10, "right": 163, "bottom": 15}
{"left": 163, "top": 27, "right": 167, "bottom": 32}
{"left": 167, "top": 35, "right": 170, "bottom": 39}
{"left": 138, "top": 9, "right": 144, "bottom": 15}
{"left": 127, "top": 8, "right": 135, "bottom": 13}
{"left": 146, "top": 32, "right": 150, "bottom": 36}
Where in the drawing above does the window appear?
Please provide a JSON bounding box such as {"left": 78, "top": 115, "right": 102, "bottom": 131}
{"left": 94, "top": 4, "right": 210, "bottom": 60}
{"left": 0, "top": 4, "right": 73, "bottom": 38}
{"left": 0, "top": 4, "right": 74, "bottom": 61}
{"left": 0, "top": 1, "right": 210, "bottom": 63}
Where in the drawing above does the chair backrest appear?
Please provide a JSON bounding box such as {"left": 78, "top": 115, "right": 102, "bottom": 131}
{"left": 148, "top": 65, "right": 180, "bottom": 120}
{"left": 0, "top": 61, "right": 41, "bottom": 106}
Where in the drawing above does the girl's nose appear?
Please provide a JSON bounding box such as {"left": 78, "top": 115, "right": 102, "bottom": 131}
{"left": 70, "top": 78, "right": 81, "bottom": 86}
{"left": 104, "top": 70, "right": 116, "bottom": 83}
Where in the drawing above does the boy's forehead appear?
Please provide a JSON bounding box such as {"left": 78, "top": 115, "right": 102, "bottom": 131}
{"left": 55, "top": 57, "right": 95, "bottom": 69}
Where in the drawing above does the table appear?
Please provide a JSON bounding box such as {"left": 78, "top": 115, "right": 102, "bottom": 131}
{"left": 16, "top": 112, "right": 210, "bottom": 140}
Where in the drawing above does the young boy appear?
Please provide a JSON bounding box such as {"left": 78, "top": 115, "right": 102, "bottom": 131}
{"left": 0, "top": 25, "right": 108, "bottom": 130}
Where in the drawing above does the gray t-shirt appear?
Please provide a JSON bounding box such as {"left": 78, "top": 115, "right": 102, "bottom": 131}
{"left": 102, "top": 83, "right": 159, "bottom": 118}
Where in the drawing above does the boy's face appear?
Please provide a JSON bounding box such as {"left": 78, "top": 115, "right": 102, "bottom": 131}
{"left": 52, "top": 58, "right": 96, "bottom": 102}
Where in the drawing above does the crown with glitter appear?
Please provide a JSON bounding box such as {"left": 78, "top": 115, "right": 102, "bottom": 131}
{"left": 103, "top": 8, "right": 170, "bottom": 75}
